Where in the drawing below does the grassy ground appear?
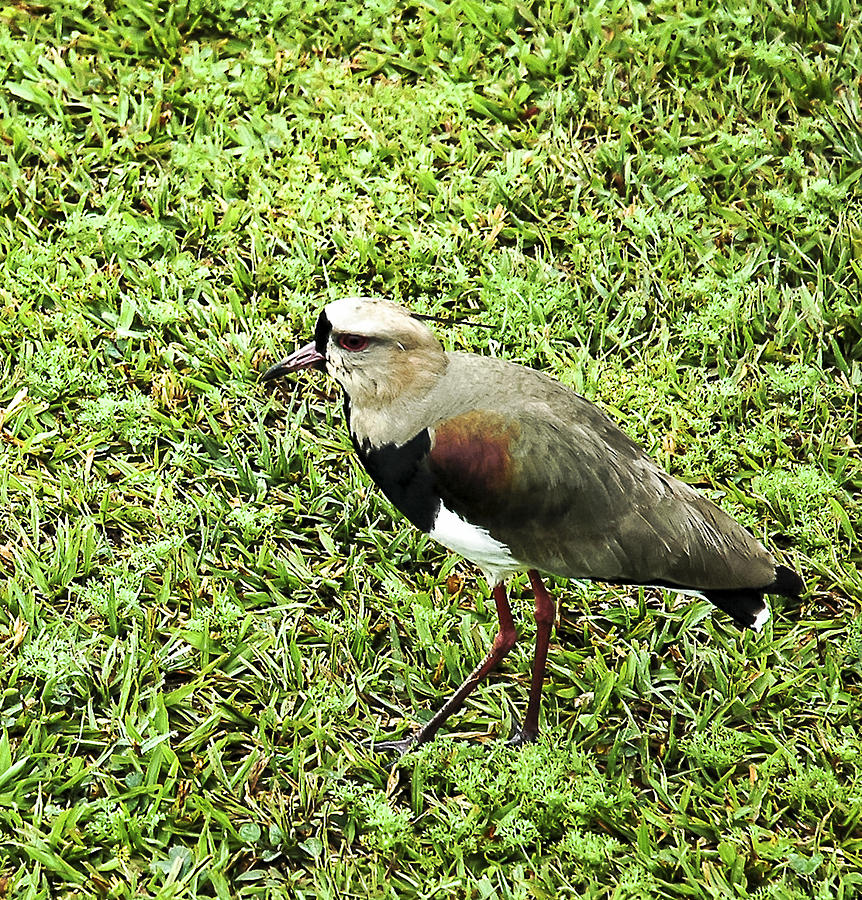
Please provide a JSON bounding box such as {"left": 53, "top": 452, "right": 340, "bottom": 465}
{"left": 1, "top": 0, "right": 861, "bottom": 896}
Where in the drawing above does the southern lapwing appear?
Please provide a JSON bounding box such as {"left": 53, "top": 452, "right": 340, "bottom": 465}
{"left": 262, "top": 297, "right": 803, "bottom": 753}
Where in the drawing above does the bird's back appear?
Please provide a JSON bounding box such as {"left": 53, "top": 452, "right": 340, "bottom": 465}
{"left": 416, "top": 353, "right": 777, "bottom": 591}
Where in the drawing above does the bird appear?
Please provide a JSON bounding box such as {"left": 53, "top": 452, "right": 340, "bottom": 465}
{"left": 262, "top": 296, "right": 803, "bottom": 753}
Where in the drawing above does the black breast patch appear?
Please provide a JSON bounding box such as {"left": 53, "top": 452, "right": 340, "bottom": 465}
{"left": 353, "top": 429, "right": 440, "bottom": 534}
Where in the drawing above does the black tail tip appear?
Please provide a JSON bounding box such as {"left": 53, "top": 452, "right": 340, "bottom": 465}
{"left": 702, "top": 566, "right": 803, "bottom": 632}
{"left": 703, "top": 589, "right": 770, "bottom": 631}
{"left": 770, "top": 565, "right": 804, "bottom": 599}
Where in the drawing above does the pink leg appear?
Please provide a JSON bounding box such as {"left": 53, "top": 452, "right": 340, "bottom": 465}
{"left": 509, "top": 569, "right": 555, "bottom": 746}
{"left": 373, "top": 582, "right": 517, "bottom": 754}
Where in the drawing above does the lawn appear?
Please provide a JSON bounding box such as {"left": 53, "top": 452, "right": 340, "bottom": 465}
{"left": 1, "top": 0, "right": 861, "bottom": 896}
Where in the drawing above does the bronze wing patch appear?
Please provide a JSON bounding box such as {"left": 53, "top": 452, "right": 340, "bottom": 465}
{"left": 428, "top": 410, "right": 521, "bottom": 518}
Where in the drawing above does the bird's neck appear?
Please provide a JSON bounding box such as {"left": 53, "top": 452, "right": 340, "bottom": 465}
{"left": 346, "top": 389, "right": 436, "bottom": 449}
{"left": 341, "top": 349, "right": 448, "bottom": 449}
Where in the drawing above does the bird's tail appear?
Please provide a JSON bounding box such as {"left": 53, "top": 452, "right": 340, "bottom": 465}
{"left": 769, "top": 564, "right": 805, "bottom": 599}
{"left": 703, "top": 564, "right": 803, "bottom": 632}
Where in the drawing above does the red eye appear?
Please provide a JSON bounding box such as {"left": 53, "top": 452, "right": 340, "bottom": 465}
{"left": 337, "top": 333, "right": 370, "bottom": 352}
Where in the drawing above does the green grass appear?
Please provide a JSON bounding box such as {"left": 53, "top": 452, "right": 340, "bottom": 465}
{"left": 1, "top": 0, "right": 861, "bottom": 896}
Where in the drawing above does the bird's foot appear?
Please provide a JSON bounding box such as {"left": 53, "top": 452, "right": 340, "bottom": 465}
{"left": 362, "top": 733, "right": 419, "bottom": 757}
{"left": 506, "top": 725, "right": 539, "bottom": 749}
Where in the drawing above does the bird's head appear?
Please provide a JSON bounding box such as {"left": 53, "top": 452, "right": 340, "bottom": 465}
{"left": 261, "top": 297, "right": 448, "bottom": 409}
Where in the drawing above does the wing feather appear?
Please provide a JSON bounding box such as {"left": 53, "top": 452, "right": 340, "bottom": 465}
{"left": 428, "top": 403, "right": 774, "bottom": 590}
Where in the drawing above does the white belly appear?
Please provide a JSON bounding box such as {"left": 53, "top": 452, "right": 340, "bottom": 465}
{"left": 429, "top": 504, "right": 521, "bottom": 586}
